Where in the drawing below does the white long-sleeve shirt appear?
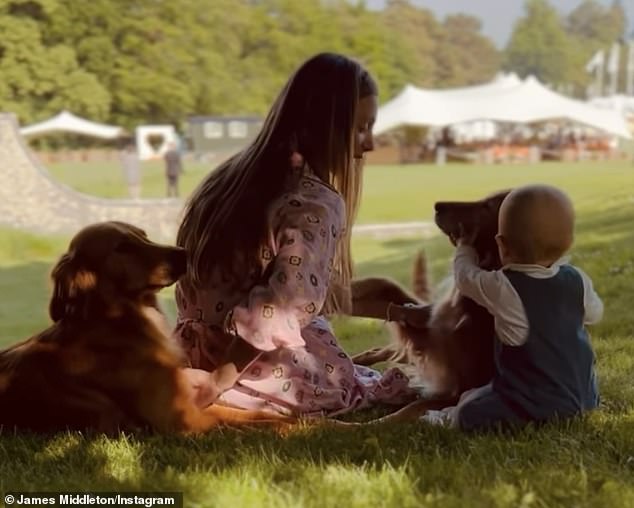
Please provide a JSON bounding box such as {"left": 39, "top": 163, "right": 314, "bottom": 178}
{"left": 420, "top": 245, "right": 604, "bottom": 428}
{"left": 453, "top": 245, "right": 604, "bottom": 346}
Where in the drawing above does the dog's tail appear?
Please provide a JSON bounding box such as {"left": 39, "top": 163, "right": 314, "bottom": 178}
{"left": 411, "top": 250, "right": 430, "bottom": 302}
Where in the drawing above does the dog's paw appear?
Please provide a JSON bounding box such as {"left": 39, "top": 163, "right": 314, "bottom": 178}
{"left": 387, "top": 303, "right": 431, "bottom": 329}
{"left": 351, "top": 347, "right": 393, "bottom": 366}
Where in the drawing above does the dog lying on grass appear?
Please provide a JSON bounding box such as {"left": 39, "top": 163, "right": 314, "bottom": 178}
{"left": 0, "top": 221, "right": 296, "bottom": 434}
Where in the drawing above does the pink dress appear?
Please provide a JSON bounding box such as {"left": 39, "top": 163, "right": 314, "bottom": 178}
{"left": 173, "top": 170, "right": 416, "bottom": 417}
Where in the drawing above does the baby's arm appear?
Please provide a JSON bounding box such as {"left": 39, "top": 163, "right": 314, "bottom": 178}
{"left": 573, "top": 266, "right": 604, "bottom": 325}
{"left": 453, "top": 245, "right": 507, "bottom": 312}
{"left": 451, "top": 242, "right": 529, "bottom": 345}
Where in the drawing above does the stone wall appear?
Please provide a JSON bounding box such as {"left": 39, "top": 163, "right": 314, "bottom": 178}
{"left": 0, "top": 113, "right": 438, "bottom": 242}
{"left": 0, "top": 113, "right": 182, "bottom": 241}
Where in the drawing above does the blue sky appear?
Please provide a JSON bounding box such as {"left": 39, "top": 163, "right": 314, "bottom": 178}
{"left": 366, "top": 0, "right": 634, "bottom": 48}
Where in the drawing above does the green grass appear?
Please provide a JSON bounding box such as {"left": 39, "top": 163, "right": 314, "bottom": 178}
{"left": 46, "top": 158, "right": 634, "bottom": 223}
{"left": 1, "top": 161, "right": 634, "bottom": 507}
{"left": 46, "top": 159, "right": 210, "bottom": 202}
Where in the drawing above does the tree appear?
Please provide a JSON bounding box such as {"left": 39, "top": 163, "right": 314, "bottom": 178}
{"left": 231, "top": 0, "right": 348, "bottom": 113}
{"left": 1, "top": 0, "right": 504, "bottom": 129}
{"left": 504, "top": 0, "right": 573, "bottom": 85}
{"left": 339, "top": 2, "right": 418, "bottom": 101}
{"left": 381, "top": 0, "right": 440, "bottom": 89}
{"left": 45, "top": 0, "right": 200, "bottom": 127}
{"left": 0, "top": 0, "right": 110, "bottom": 124}
{"left": 380, "top": 2, "right": 499, "bottom": 92}
{"left": 566, "top": 0, "right": 625, "bottom": 44}
{"left": 434, "top": 14, "right": 500, "bottom": 87}
{"left": 564, "top": 0, "right": 628, "bottom": 95}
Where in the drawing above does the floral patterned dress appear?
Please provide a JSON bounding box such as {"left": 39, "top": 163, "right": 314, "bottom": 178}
{"left": 173, "top": 170, "right": 416, "bottom": 417}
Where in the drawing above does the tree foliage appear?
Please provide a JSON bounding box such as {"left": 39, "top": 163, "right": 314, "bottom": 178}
{"left": 564, "top": 0, "right": 628, "bottom": 95}
{"left": 0, "top": 0, "right": 627, "bottom": 128}
{"left": 504, "top": 0, "right": 628, "bottom": 96}
{"left": 0, "top": 0, "right": 110, "bottom": 122}
{"left": 504, "top": 0, "right": 573, "bottom": 85}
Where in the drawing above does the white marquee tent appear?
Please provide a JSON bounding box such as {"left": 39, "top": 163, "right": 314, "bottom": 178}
{"left": 589, "top": 95, "right": 634, "bottom": 117}
{"left": 374, "top": 75, "right": 632, "bottom": 139}
{"left": 20, "top": 111, "right": 125, "bottom": 139}
{"left": 432, "top": 71, "right": 523, "bottom": 99}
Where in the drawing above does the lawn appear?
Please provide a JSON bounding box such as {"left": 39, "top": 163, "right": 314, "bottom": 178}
{"left": 1, "top": 161, "right": 633, "bottom": 507}
{"left": 46, "top": 158, "right": 634, "bottom": 223}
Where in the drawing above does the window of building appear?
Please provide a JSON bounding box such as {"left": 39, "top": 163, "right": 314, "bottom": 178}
{"left": 228, "top": 121, "right": 248, "bottom": 138}
{"left": 203, "top": 121, "right": 223, "bottom": 139}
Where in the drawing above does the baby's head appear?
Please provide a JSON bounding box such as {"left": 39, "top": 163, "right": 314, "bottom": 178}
{"left": 496, "top": 184, "right": 575, "bottom": 267}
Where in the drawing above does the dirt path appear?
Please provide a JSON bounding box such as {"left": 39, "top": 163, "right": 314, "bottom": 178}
{"left": 351, "top": 221, "right": 437, "bottom": 238}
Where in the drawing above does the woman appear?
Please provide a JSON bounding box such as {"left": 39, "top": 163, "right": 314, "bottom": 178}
{"left": 174, "top": 53, "right": 415, "bottom": 416}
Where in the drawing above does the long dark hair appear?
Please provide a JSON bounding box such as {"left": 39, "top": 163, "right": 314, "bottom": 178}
{"left": 177, "top": 53, "right": 378, "bottom": 312}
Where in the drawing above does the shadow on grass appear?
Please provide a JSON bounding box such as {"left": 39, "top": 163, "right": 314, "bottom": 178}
{"left": 2, "top": 411, "right": 633, "bottom": 496}
{"left": 0, "top": 213, "right": 632, "bottom": 501}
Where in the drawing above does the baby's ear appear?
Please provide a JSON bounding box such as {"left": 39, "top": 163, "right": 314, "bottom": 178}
{"left": 495, "top": 234, "right": 508, "bottom": 259}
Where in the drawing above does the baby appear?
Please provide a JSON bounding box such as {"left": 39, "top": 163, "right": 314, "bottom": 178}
{"left": 423, "top": 184, "right": 603, "bottom": 431}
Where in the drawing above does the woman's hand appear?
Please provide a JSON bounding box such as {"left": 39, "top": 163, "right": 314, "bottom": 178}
{"left": 386, "top": 302, "right": 431, "bottom": 329}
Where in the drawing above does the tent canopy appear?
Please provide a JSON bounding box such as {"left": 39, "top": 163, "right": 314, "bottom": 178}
{"left": 20, "top": 111, "right": 125, "bottom": 139}
{"left": 374, "top": 75, "right": 632, "bottom": 139}
{"left": 589, "top": 95, "right": 634, "bottom": 116}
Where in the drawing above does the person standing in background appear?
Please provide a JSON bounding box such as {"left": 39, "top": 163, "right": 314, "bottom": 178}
{"left": 164, "top": 142, "right": 183, "bottom": 198}
{"left": 119, "top": 141, "right": 141, "bottom": 199}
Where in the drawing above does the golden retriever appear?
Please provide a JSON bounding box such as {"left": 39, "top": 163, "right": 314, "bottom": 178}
{"left": 349, "top": 190, "right": 509, "bottom": 422}
{"left": 0, "top": 221, "right": 295, "bottom": 434}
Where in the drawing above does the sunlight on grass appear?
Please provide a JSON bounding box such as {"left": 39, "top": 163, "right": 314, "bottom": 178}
{"left": 93, "top": 436, "right": 145, "bottom": 483}
{"left": 1, "top": 161, "right": 633, "bottom": 506}
{"left": 37, "top": 434, "right": 84, "bottom": 462}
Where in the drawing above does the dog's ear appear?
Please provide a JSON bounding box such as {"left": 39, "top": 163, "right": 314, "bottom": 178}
{"left": 49, "top": 253, "right": 97, "bottom": 322}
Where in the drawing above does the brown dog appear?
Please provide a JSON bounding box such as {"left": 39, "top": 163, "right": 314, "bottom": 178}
{"left": 0, "top": 221, "right": 295, "bottom": 434}
{"left": 350, "top": 190, "right": 509, "bottom": 421}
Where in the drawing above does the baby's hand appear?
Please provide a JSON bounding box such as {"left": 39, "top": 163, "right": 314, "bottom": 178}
{"left": 449, "top": 222, "right": 478, "bottom": 247}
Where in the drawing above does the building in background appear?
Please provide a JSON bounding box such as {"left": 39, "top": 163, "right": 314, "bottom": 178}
{"left": 186, "top": 116, "right": 262, "bottom": 161}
